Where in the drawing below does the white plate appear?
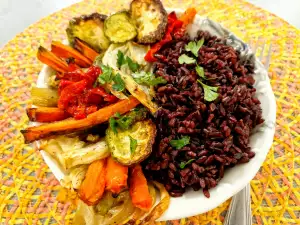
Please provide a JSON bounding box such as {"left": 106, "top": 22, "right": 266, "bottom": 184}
{"left": 36, "top": 8, "right": 276, "bottom": 221}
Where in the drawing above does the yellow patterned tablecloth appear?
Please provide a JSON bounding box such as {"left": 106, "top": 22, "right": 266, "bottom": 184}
{"left": 0, "top": 0, "right": 299, "bottom": 224}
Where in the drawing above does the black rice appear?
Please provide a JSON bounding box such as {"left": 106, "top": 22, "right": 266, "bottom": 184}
{"left": 143, "top": 30, "right": 264, "bottom": 197}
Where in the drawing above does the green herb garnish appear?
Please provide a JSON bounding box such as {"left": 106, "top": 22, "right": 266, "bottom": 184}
{"left": 98, "top": 64, "right": 113, "bottom": 84}
{"left": 109, "top": 117, "right": 118, "bottom": 134}
{"left": 170, "top": 136, "right": 190, "bottom": 149}
{"left": 129, "top": 135, "right": 137, "bottom": 154}
{"left": 197, "top": 80, "right": 219, "bottom": 102}
{"left": 108, "top": 107, "right": 148, "bottom": 133}
{"left": 178, "top": 54, "right": 196, "bottom": 64}
{"left": 185, "top": 38, "right": 204, "bottom": 57}
{"left": 126, "top": 56, "right": 140, "bottom": 72}
{"left": 132, "top": 71, "right": 167, "bottom": 86}
{"left": 179, "top": 159, "right": 195, "bottom": 169}
{"left": 196, "top": 64, "right": 205, "bottom": 79}
{"left": 117, "top": 50, "right": 140, "bottom": 72}
{"left": 117, "top": 50, "right": 127, "bottom": 68}
{"left": 112, "top": 73, "right": 125, "bottom": 92}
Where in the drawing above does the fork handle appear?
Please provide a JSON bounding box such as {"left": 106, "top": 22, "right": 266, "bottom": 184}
{"left": 223, "top": 184, "right": 252, "bottom": 225}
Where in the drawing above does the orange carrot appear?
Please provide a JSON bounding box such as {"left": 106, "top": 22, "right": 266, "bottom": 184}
{"left": 51, "top": 41, "right": 92, "bottom": 68}
{"left": 27, "top": 107, "right": 69, "bottom": 122}
{"left": 37, "top": 46, "right": 69, "bottom": 73}
{"left": 79, "top": 159, "right": 107, "bottom": 206}
{"left": 105, "top": 157, "right": 128, "bottom": 194}
{"left": 74, "top": 38, "right": 99, "bottom": 62}
{"left": 179, "top": 8, "right": 197, "bottom": 27}
{"left": 129, "top": 164, "right": 153, "bottom": 211}
{"left": 21, "top": 96, "right": 140, "bottom": 143}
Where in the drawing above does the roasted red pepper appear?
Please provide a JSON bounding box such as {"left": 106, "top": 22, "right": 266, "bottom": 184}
{"left": 57, "top": 65, "right": 118, "bottom": 120}
{"left": 58, "top": 79, "right": 88, "bottom": 109}
{"left": 90, "top": 87, "right": 118, "bottom": 103}
{"left": 144, "top": 12, "right": 183, "bottom": 62}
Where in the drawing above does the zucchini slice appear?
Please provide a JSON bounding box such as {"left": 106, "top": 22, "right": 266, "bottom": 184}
{"left": 130, "top": 0, "right": 168, "bottom": 44}
{"left": 104, "top": 11, "right": 137, "bottom": 43}
{"left": 106, "top": 120, "right": 156, "bottom": 165}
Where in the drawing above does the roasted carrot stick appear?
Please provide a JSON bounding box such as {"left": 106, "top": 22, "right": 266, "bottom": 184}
{"left": 105, "top": 157, "right": 128, "bottom": 194}
{"left": 129, "top": 164, "right": 153, "bottom": 211}
{"left": 21, "top": 96, "right": 140, "bottom": 143}
{"left": 27, "top": 107, "right": 69, "bottom": 123}
{"left": 179, "top": 8, "right": 197, "bottom": 27}
{"left": 79, "top": 159, "right": 107, "bottom": 206}
{"left": 74, "top": 38, "right": 99, "bottom": 62}
{"left": 37, "top": 46, "right": 69, "bottom": 73}
{"left": 51, "top": 41, "right": 92, "bottom": 68}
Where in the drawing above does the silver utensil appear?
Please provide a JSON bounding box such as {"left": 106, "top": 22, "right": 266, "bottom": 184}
{"left": 223, "top": 41, "right": 272, "bottom": 225}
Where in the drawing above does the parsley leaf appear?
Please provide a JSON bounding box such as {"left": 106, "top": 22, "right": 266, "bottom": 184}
{"left": 178, "top": 54, "right": 196, "bottom": 64}
{"left": 112, "top": 73, "right": 125, "bottom": 92}
{"left": 98, "top": 64, "right": 113, "bottom": 84}
{"left": 109, "top": 117, "right": 118, "bottom": 134}
{"left": 117, "top": 50, "right": 140, "bottom": 72}
{"left": 117, "top": 51, "right": 127, "bottom": 68}
{"left": 179, "top": 159, "right": 195, "bottom": 169}
{"left": 195, "top": 64, "right": 205, "bottom": 79}
{"left": 170, "top": 136, "right": 190, "bottom": 149}
{"left": 129, "top": 135, "right": 137, "bottom": 154}
{"left": 197, "top": 80, "right": 219, "bottom": 102}
{"left": 108, "top": 107, "right": 148, "bottom": 133}
{"left": 185, "top": 38, "right": 204, "bottom": 57}
{"left": 126, "top": 56, "right": 140, "bottom": 72}
{"left": 132, "top": 71, "right": 167, "bottom": 86}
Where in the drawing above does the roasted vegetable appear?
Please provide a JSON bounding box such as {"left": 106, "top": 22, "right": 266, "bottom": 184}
{"left": 141, "top": 181, "right": 170, "bottom": 224}
{"left": 104, "top": 11, "right": 137, "bottom": 43}
{"left": 105, "top": 157, "right": 128, "bottom": 194}
{"left": 66, "top": 13, "right": 110, "bottom": 53}
{"left": 75, "top": 191, "right": 136, "bottom": 225}
{"left": 118, "top": 70, "right": 158, "bottom": 114}
{"left": 31, "top": 87, "right": 59, "bottom": 107}
{"left": 73, "top": 182, "right": 168, "bottom": 225}
{"left": 130, "top": 0, "right": 167, "bottom": 44}
{"left": 37, "top": 46, "right": 69, "bottom": 73}
{"left": 129, "top": 164, "right": 153, "bottom": 211}
{"left": 41, "top": 135, "right": 109, "bottom": 170}
{"left": 27, "top": 107, "right": 69, "bottom": 123}
{"left": 79, "top": 159, "right": 107, "bottom": 206}
{"left": 106, "top": 119, "right": 156, "bottom": 165}
{"left": 74, "top": 38, "right": 99, "bottom": 61}
{"left": 51, "top": 41, "right": 92, "bottom": 67}
{"left": 109, "top": 107, "right": 148, "bottom": 131}
{"left": 21, "top": 96, "right": 140, "bottom": 143}
{"left": 61, "top": 165, "right": 88, "bottom": 189}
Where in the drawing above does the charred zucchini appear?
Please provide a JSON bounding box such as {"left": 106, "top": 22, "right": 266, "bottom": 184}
{"left": 66, "top": 13, "right": 110, "bottom": 52}
{"left": 106, "top": 120, "right": 156, "bottom": 165}
{"left": 104, "top": 11, "right": 137, "bottom": 43}
{"left": 130, "top": 0, "right": 167, "bottom": 44}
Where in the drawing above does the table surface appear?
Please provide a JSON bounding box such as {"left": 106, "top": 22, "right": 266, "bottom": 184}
{"left": 0, "top": 0, "right": 299, "bottom": 46}
{"left": 0, "top": 0, "right": 299, "bottom": 224}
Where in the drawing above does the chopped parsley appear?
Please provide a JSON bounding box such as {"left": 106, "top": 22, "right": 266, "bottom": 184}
{"left": 112, "top": 73, "right": 125, "bottom": 92}
{"left": 179, "top": 159, "right": 195, "bottom": 169}
{"left": 185, "top": 38, "right": 204, "bottom": 57}
{"left": 117, "top": 50, "right": 140, "bottom": 72}
{"left": 195, "top": 64, "right": 205, "bottom": 79}
{"left": 170, "top": 136, "right": 190, "bottom": 149}
{"left": 132, "top": 71, "right": 167, "bottom": 86}
{"left": 178, "top": 54, "right": 196, "bottom": 64}
{"left": 197, "top": 80, "right": 219, "bottom": 102}
{"left": 98, "top": 64, "right": 113, "bottom": 84}
{"left": 129, "top": 135, "right": 137, "bottom": 154}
